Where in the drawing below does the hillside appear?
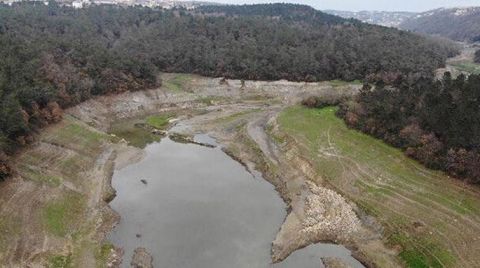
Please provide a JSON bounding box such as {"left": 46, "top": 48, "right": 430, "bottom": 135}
{"left": 275, "top": 106, "right": 480, "bottom": 267}
{"left": 192, "top": 4, "right": 458, "bottom": 79}
{"left": 0, "top": 2, "right": 460, "bottom": 179}
{"left": 338, "top": 73, "right": 480, "bottom": 184}
{"left": 400, "top": 7, "right": 480, "bottom": 42}
{"left": 324, "top": 10, "right": 416, "bottom": 27}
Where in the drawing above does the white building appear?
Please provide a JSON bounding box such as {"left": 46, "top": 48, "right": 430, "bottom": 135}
{"left": 72, "top": 1, "right": 83, "bottom": 8}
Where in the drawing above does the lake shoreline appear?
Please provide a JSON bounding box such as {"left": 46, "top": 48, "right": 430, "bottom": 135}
{"left": 1, "top": 74, "right": 395, "bottom": 267}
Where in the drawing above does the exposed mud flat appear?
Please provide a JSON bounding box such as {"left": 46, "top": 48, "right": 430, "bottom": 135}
{"left": 1, "top": 73, "right": 397, "bottom": 267}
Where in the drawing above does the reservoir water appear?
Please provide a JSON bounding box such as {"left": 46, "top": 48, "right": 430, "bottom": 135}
{"left": 108, "top": 137, "right": 364, "bottom": 267}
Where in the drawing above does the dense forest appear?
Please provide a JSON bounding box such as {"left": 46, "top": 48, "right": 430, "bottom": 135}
{"left": 400, "top": 7, "right": 480, "bottom": 42}
{"left": 335, "top": 73, "right": 480, "bottom": 183}
{"left": 0, "top": 2, "right": 458, "bottom": 179}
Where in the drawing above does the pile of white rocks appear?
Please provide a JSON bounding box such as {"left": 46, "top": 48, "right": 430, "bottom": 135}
{"left": 301, "top": 181, "right": 360, "bottom": 238}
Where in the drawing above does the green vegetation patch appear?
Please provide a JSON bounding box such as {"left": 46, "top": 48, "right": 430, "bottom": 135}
{"left": 146, "top": 114, "right": 171, "bottom": 129}
{"left": 16, "top": 150, "right": 64, "bottom": 186}
{"left": 95, "top": 243, "right": 115, "bottom": 268}
{"left": 197, "top": 96, "right": 226, "bottom": 106}
{"left": 47, "top": 254, "right": 72, "bottom": 268}
{"left": 162, "top": 73, "right": 192, "bottom": 92}
{"left": 390, "top": 233, "right": 455, "bottom": 268}
{"left": 43, "top": 116, "right": 108, "bottom": 155}
{"left": 328, "top": 79, "right": 362, "bottom": 87}
{"left": 58, "top": 155, "right": 93, "bottom": 185}
{"left": 42, "top": 193, "right": 86, "bottom": 237}
{"left": 15, "top": 134, "right": 95, "bottom": 188}
{"left": 17, "top": 164, "right": 62, "bottom": 186}
{"left": 110, "top": 113, "right": 175, "bottom": 148}
{"left": 111, "top": 126, "right": 161, "bottom": 149}
{"left": 276, "top": 106, "right": 480, "bottom": 267}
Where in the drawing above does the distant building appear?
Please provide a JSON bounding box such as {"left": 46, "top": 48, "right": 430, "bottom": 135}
{"left": 72, "top": 1, "right": 83, "bottom": 8}
{"left": 0, "top": 0, "right": 221, "bottom": 9}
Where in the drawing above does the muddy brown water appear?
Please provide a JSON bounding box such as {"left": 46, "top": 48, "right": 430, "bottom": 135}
{"left": 108, "top": 136, "right": 364, "bottom": 268}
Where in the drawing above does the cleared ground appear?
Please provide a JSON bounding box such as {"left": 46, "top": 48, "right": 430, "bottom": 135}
{"left": 275, "top": 106, "right": 480, "bottom": 268}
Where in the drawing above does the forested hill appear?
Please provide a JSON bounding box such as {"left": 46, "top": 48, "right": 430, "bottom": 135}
{"left": 192, "top": 4, "right": 458, "bottom": 80}
{"left": 196, "top": 4, "right": 347, "bottom": 24}
{"left": 0, "top": 3, "right": 458, "bottom": 178}
{"left": 400, "top": 7, "right": 480, "bottom": 42}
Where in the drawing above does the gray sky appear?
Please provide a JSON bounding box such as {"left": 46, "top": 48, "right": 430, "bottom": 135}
{"left": 218, "top": 0, "right": 480, "bottom": 12}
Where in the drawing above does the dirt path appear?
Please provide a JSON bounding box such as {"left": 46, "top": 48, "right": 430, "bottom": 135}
{"left": 246, "top": 109, "right": 281, "bottom": 165}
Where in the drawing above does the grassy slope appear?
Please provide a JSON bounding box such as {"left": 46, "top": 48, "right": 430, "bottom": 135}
{"left": 277, "top": 106, "right": 480, "bottom": 268}
{"left": 42, "top": 193, "right": 85, "bottom": 237}
{"left": 162, "top": 73, "right": 194, "bottom": 92}
{"left": 10, "top": 116, "right": 114, "bottom": 267}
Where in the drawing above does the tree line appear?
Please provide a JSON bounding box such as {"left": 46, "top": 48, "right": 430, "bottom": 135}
{"left": 475, "top": 49, "right": 480, "bottom": 63}
{"left": 0, "top": 2, "right": 458, "bottom": 179}
{"left": 335, "top": 73, "right": 480, "bottom": 183}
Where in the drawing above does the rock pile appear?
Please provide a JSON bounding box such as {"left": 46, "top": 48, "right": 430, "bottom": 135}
{"left": 301, "top": 181, "right": 360, "bottom": 238}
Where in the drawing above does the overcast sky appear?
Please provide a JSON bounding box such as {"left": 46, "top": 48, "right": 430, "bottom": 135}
{"left": 218, "top": 0, "right": 480, "bottom": 12}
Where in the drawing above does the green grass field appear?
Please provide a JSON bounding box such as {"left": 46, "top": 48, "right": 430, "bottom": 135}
{"left": 16, "top": 116, "right": 107, "bottom": 187}
{"left": 47, "top": 254, "right": 72, "bottom": 268}
{"left": 277, "top": 106, "right": 480, "bottom": 268}
{"left": 42, "top": 193, "right": 85, "bottom": 237}
{"left": 450, "top": 61, "right": 480, "bottom": 75}
{"left": 146, "top": 114, "right": 171, "bottom": 129}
